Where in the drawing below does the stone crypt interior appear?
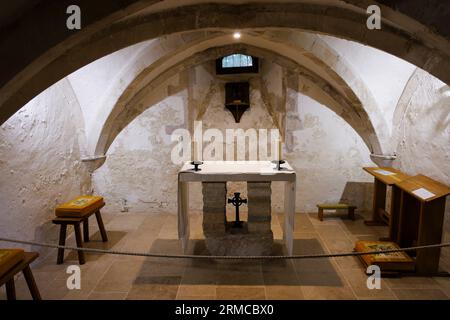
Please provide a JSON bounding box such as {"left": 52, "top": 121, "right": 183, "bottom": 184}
{"left": 0, "top": 1, "right": 450, "bottom": 300}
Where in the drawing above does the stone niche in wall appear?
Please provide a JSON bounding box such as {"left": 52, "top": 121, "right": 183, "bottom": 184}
{"left": 225, "top": 82, "right": 250, "bottom": 123}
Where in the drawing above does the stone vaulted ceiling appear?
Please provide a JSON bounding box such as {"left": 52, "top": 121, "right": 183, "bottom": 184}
{"left": 0, "top": 0, "right": 449, "bottom": 127}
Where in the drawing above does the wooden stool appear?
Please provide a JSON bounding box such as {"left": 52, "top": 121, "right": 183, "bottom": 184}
{"left": 317, "top": 203, "right": 356, "bottom": 221}
{"left": 0, "top": 250, "right": 41, "bottom": 300}
{"left": 53, "top": 196, "right": 108, "bottom": 265}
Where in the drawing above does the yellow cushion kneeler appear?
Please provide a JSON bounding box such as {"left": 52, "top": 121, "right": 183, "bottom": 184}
{"left": 0, "top": 249, "right": 25, "bottom": 278}
{"left": 55, "top": 196, "right": 105, "bottom": 218}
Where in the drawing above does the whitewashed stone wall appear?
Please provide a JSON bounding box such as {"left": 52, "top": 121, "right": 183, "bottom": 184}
{"left": 320, "top": 35, "right": 417, "bottom": 137}
{"left": 393, "top": 69, "right": 450, "bottom": 235}
{"left": 92, "top": 91, "right": 187, "bottom": 213}
{"left": 0, "top": 79, "right": 91, "bottom": 251}
{"left": 285, "top": 93, "right": 375, "bottom": 212}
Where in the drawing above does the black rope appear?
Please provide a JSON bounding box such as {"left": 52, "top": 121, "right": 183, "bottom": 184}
{"left": 1, "top": 237, "right": 449, "bottom": 260}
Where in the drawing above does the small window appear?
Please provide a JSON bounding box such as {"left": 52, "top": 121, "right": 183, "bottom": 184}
{"left": 222, "top": 54, "right": 253, "bottom": 68}
{"left": 216, "top": 54, "right": 259, "bottom": 74}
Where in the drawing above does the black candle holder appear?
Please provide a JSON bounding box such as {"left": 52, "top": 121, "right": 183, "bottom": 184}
{"left": 271, "top": 160, "right": 285, "bottom": 171}
{"left": 190, "top": 161, "right": 203, "bottom": 171}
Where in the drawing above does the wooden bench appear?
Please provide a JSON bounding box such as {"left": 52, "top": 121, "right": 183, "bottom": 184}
{"left": 317, "top": 203, "right": 356, "bottom": 221}
{"left": 0, "top": 250, "right": 41, "bottom": 300}
{"left": 53, "top": 196, "right": 108, "bottom": 265}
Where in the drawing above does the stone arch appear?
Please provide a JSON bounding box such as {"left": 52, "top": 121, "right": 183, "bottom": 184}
{"left": 95, "top": 43, "right": 382, "bottom": 159}
{"left": 256, "top": 30, "right": 391, "bottom": 152}
{"left": 78, "top": 30, "right": 389, "bottom": 159}
{"left": 2, "top": 2, "right": 450, "bottom": 125}
{"left": 81, "top": 30, "right": 225, "bottom": 153}
{"left": 392, "top": 68, "right": 422, "bottom": 149}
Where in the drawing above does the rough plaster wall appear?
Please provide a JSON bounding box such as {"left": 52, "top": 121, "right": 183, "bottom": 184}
{"left": 93, "top": 62, "right": 375, "bottom": 215}
{"left": 259, "top": 62, "right": 285, "bottom": 133}
{"left": 92, "top": 71, "right": 187, "bottom": 214}
{"left": 393, "top": 69, "right": 450, "bottom": 236}
{"left": 197, "top": 64, "right": 282, "bottom": 214}
{"left": 0, "top": 78, "right": 91, "bottom": 252}
{"left": 286, "top": 94, "right": 375, "bottom": 212}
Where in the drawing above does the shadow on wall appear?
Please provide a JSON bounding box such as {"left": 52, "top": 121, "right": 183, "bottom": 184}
{"left": 23, "top": 213, "right": 78, "bottom": 259}
{"left": 339, "top": 181, "right": 373, "bottom": 213}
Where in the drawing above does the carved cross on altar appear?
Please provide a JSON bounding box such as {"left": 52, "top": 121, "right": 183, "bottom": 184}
{"left": 228, "top": 192, "right": 247, "bottom": 228}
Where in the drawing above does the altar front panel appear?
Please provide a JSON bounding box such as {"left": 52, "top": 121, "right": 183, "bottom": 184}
{"left": 177, "top": 161, "right": 296, "bottom": 255}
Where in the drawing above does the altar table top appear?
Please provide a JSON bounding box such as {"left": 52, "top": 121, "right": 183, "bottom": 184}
{"left": 179, "top": 161, "right": 296, "bottom": 182}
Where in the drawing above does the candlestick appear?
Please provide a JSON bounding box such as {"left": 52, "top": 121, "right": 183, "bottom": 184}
{"left": 193, "top": 141, "right": 198, "bottom": 162}
{"left": 278, "top": 139, "right": 283, "bottom": 160}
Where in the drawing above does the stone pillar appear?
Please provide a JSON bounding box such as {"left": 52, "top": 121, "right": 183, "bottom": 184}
{"left": 202, "top": 181, "right": 274, "bottom": 256}
{"left": 202, "top": 182, "right": 227, "bottom": 237}
{"left": 247, "top": 182, "right": 273, "bottom": 255}
{"left": 247, "top": 182, "right": 272, "bottom": 233}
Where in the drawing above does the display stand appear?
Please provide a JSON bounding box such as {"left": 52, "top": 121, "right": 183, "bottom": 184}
{"left": 395, "top": 174, "right": 450, "bottom": 275}
{"left": 363, "top": 167, "right": 410, "bottom": 231}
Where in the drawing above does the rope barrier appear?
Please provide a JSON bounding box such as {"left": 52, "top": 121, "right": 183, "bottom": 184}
{"left": 1, "top": 237, "right": 450, "bottom": 260}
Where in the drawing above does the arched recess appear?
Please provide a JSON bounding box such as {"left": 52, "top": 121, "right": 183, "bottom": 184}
{"left": 95, "top": 43, "right": 382, "bottom": 161}
{"left": 253, "top": 30, "right": 391, "bottom": 152}
{"left": 2, "top": 2, "right": 450, "bottom": 125}
{"left": 80, "top": 30, "right": 226, "bottom": 152}
{"left": 86, "top": 31, "right": 389, "bottom": 158}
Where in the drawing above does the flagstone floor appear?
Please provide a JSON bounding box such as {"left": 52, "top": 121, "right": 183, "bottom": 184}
{"left": 1, "top": 210, "right": 449, "bottom": 300}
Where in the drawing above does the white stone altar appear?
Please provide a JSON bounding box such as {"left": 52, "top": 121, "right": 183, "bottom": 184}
{"left": 177, "top": 161, "right": 296, "bottom": 255}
